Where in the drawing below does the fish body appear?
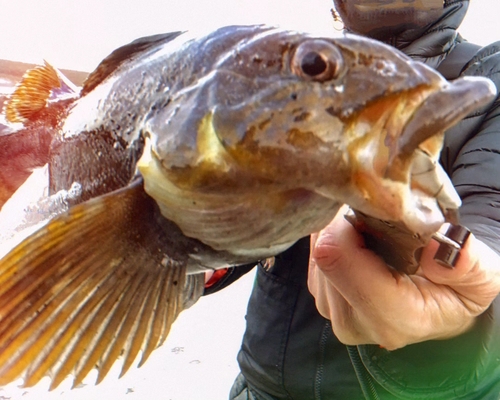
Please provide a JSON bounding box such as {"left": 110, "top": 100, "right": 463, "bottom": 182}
{"left": 0, "top": 25, "right": 496, "bottom": 388}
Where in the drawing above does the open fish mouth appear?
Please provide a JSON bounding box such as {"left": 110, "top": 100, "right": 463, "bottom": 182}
{"left": 326, "top": 75, "right": 497, "bottom": 236}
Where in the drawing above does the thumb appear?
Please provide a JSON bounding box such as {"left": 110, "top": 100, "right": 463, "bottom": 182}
{"left": 419, "top": 232, "right": 479, "bottom": 286}
{"left": 311, "top": 210, "right": 365, "bottom": 272}
{"left": 420, "top": 231, "right": 500, "bottom": 309}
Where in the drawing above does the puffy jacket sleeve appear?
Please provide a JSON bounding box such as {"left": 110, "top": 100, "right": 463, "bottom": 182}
{"left": 357, "top": 43, "right": 500, "bottom": 400}
{"left": 444, "top": 42, "right": 500, "bottom": 253}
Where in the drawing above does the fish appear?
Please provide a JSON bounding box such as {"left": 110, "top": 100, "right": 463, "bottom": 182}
{"left": 0, "top": 25, "right": 496, "bottom": 389}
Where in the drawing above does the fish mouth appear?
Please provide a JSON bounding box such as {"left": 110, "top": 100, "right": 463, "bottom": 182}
{"left": 322, "top": 76, "right": 497, "bottom": 235}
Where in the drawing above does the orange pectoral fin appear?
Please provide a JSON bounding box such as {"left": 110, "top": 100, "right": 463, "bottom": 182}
{"left": 0, "top": 179, "right": 204, "bottom": 389}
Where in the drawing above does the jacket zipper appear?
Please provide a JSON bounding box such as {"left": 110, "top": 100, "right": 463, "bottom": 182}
{"left": 314, "top": 322, "right": 332, "bottom": 399}
{"left": 347, "top": 345, "right": 380, "bottom": 400}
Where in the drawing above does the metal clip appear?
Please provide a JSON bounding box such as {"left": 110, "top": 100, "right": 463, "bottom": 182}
{"left": 432, "top": 225, "right": 471, "bottom": 268}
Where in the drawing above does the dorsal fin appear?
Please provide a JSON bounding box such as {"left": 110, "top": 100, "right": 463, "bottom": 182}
{"left": 81, "top": 31, "right": 184, "bottom": 96}
{"left": 4, "top": 61, "right": 78, "bottom": 123}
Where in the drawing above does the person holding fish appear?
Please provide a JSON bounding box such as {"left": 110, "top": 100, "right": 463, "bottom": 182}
{"left": 0, "top": 0, "right": 499, "bottom": 398}
{"left": 215, "top": 1, "right": 500, "bottom": 399}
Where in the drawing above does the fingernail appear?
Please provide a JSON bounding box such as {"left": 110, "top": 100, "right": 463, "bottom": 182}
{"left": 433, "top": 225, "right": 471, "bottom": 268}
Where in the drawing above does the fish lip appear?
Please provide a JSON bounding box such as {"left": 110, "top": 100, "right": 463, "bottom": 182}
{"left": 370, "top": 76, "right": 498, "bottom": 230}
{"left": 395, "top": 76, "right": 497, "bottom": 159}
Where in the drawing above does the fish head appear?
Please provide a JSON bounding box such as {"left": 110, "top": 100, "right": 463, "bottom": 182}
{"left": 141, "top": 26, "right": 496, "bottom": 253}
{"left": 207, "top": 30, "right": 449, "bottom": 184}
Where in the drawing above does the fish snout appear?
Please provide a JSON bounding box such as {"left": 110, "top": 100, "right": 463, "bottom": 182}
{"left": 326, "top": 75, "right": 497, "bottom": 236}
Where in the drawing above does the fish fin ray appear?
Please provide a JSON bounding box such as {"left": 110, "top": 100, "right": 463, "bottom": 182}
{"left": 94, "top": 273, "right": 159, "bottom": 384}
{"left": 0, "top": 180, "right": 203, "bottom": 388}
{"left": 139, "top": 273, "right": 204, "bottom": 368}
{"left": 118, "top": 273, "right": 165, "bottom": 378}
{"left": 70, "top": 270, "right": 151, "bottom": 387}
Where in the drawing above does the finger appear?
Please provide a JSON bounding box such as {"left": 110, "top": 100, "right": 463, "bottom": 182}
{"left": 310, "top": 231, "right": 319, "bottom": 252}
{"left": 312, "top": 206, "right": 365, "bottom": 268}
{"left": 307, "top": 260, "right": 366, "bottom": 345}
{"left": 311, "top": 213, "right": 420, "bottom": 318}
{"left": 420, "top": 232, "right": 500, "bottom": 308}
{"left": 307, "top": 260, "right": 332, "bottom": 320}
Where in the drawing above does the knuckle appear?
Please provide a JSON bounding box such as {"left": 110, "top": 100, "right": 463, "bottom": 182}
{"left": 374, "top": 331, "right": 408, "bottom": 350}
{"left": 331, "top": 325, "right": 360, "bottom": 346}
{"left": 369, "top": 319, "right": 421, "bottom": 350}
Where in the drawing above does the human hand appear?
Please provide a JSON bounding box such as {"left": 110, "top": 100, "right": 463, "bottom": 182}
{"left": 307, "top": 205, "right": 500, "bottom": 350}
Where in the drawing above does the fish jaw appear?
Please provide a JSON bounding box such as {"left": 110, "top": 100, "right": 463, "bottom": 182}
{"left": 317, "top": 76, "right": 496, "bottom": 236}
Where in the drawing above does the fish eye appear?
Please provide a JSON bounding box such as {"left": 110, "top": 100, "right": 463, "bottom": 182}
{"left": 292, "top": 40, "right": 344, "bottom": 82}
